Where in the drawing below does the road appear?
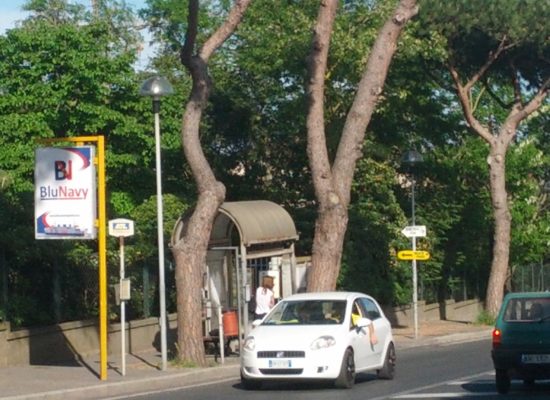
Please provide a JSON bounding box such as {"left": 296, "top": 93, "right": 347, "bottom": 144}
{"left": 115, "top": 339, "right": 550, "bottom": 400}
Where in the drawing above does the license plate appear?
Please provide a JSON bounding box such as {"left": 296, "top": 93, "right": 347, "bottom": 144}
{"left": 268, "top": 359, "right": 292, "bottom": 368}
{"left": 521, "top": 354, "right": 550, "bottom": 364}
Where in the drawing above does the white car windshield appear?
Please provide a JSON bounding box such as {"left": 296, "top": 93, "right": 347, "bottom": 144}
{"left": 262, "top": 299, "right": 346, "bottom": 325}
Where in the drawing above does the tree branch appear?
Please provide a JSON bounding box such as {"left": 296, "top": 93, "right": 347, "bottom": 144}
{"left": 306, "top": 0, "right": 338, "bottom": 203}
{"left": 464, "top": 35, "right": 512, "bottom": 91}
{"left": 332, "top": 0, "right": 418, "bottom": 201}
{"left": 200, "top": 0, "right": 252, "bottom": 61}
{"left": 180, "top": 0, "right": 253, "bottom": 192}
{"left": 448, "top": 62, "right": 493, "bottom": 143}
{"left": 421, "top": 60, "right": 455, "bottom": 93}
{"left": 504, "top": 75, "right": 549, "bottom": 128}
{"left": 481, "top": 77, "right": 514, "bottom": 109}
{"left": 180, "top": 0, "right": 198, "bottom": 66}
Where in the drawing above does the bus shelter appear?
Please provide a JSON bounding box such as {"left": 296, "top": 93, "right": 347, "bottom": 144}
{"left": 171, "top": 200, "right": 299, "bottom": 353}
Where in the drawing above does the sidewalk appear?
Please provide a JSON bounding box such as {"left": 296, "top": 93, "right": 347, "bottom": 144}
{"left": 0, "top": 320, "right": 492, "bottom": 400}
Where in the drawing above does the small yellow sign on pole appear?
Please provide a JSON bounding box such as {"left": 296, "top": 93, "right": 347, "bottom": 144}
{"left": 397, "top": 250, "right": 430, "bottom": 260}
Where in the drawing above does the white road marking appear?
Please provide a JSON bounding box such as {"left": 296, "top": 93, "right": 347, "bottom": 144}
{"left": 368, "top": 370, "right": 495, "bottom": 400}
{"left": 393, "top": 393, "right": 496, "bottom": 398}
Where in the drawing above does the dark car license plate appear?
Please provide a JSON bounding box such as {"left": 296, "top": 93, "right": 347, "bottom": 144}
{"left": 521, "top": 354, "right": 550, "bottom": 364}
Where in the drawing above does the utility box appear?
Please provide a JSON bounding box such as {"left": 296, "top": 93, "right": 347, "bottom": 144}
{"left": 113, "top": 279, "right": 131, "bottom": 305}
{"left": 120, "top": 278, "right": 131, "bottom": 301}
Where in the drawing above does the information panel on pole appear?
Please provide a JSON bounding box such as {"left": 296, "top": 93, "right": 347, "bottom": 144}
{"left": 34, "top": 146, "right": 97, "bottom": 239}
{"left": 397, "top": 250, "right": 431, "bottom": 261}
{"left": 108, "top": 218, "right": 135, "bottom": 237}
{"left": 401, "top": 225, "right": 426, "bottom": 238}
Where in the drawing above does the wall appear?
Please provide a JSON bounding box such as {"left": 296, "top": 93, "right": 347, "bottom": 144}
{"left": 1, "top": 300, "right": 483, "bottom": 367}
{"left": 0, "top": 322, "right": 8, "bottom": 367}
{"left": 2, "top": 314, "right": 177, "bottom": 367}
{"left": 383, "top": 299, "right": 484, "bottom": 327}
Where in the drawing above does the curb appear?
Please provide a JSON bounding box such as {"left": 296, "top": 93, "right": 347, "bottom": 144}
{"left": 395, "top": 329, "right": 492, "bottom": 349}
{"left": 4, "top": 363, "right": 241, "bottom": 400}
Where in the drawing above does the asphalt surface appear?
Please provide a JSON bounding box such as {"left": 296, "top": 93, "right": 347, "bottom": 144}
{"left": 0, "top": 320, "right": 492, "bottom": 400}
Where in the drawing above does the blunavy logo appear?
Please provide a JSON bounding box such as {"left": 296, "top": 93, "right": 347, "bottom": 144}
{"left": 55, "top": 160, "right": 72, "bottom": 180}
{"left": 38, "top": 148, "right": 92, "bottom": 200}
{"left": 40, "top": 186, "right": 88, "bottom": 200}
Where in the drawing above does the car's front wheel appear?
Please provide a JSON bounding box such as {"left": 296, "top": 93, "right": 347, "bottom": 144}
{"left": 377, "top": 342, "right": 396, "bottom": 380}
{"left": 335, "top": 348, "right": 355, "bottom": 389}
{"left": 495, "top": 369, "right": 510, "bottom": 394}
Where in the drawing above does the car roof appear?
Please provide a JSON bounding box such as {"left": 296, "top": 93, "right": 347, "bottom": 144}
{"left": 503, "top": 291, "right": 550, "bottom": 300}
{"left": 280, "top": 291, "right": 372, "bottom": 302}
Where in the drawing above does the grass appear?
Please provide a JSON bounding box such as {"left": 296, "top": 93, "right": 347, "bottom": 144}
{"left": 475, "top": 310, "right": 496, "bottom": 326}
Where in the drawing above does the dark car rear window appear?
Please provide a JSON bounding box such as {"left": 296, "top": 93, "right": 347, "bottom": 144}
{"left": 503, "top": 297, "right": 550, "bottom": 322}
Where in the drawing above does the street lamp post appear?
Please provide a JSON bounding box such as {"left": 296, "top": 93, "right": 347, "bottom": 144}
{"left": 140, "top": 76, "right": 173, "bottom": 371}
{"left": 401, "top": 149, "right": 423, "bottom": 339}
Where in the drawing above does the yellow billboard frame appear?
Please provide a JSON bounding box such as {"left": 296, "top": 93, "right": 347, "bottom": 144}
{"left": 37, "top": 136, "right": 108, "bottom": 380}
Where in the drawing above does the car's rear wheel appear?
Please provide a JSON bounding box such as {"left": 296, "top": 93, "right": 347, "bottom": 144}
{"left": 495, "top": 369, "right": 510, "bottom": 394}
{"left": 377, "top": 342, "right": 396, "bottom": 380}
{"left": 335, "top": 348, "right": 355, "bottom": 389}
{"left": 241, "top": 372, "right": 262, "bottom": 390}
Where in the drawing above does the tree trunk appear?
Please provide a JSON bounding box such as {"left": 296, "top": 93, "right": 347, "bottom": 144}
{"left": 306, "top": 0, "right": 418, "bottom": 291}
{"left": 448, "top": 50, "right": 548, "bottom": 316}
{"left": 484, "top": 142, "right": 511, "bottom": 316}
{"left": 172, "top": 190, "right": 224, "bottom": 366}
{"left": 172, "top": 0, "right": 251, "bottom": 366}
{"left": 308, "top": 203, "right": 348, "bottom": 292}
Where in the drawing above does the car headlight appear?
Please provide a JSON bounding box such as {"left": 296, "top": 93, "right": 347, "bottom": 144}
{"left": 310, "top": 335, "right": 336, "bottom": 350}
{"left": 243, "top": 336, "right": 256, "bottom": 351}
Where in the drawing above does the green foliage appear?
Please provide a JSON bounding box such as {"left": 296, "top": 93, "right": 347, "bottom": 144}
{"left": 414, "top": 0, "right": 549, "bottom": 306}
{"left": 507, "top": 138, "right": 550, "bottom": 266}
{"left": 476, "top": 309, "right": 496, "bottom": 326}
{"left": 1, "top": 0, "right": 548, "bottom": 328}
{"left": 130, "top": 194, "right": 189, "bottom": 261}
{"left": 419, "top": 138, "right": 493, "bottom": 302}
{"left": 0, "top": 0, "right": 190, "bottom": 327}
{"left": 417, "top": 0, "right": 549, "bottom": 94}
{"left": 339, "top": 147, "right": 410, "bottom": 305}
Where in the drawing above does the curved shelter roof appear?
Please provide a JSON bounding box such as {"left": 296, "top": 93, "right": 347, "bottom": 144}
{"left": 172, "top": 200, "right": 299, "bottom": 248}
{"left": 217, "top": 200, "right": 298, "bottom": 246}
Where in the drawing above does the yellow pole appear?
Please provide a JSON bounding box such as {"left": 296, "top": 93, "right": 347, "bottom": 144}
{"left": 96, "top": 135, "right": 107, "bottom": 380}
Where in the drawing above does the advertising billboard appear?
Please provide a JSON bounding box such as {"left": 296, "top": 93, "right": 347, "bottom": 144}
{"left": 35, "top": 146, "right": 97, "bottom": 239}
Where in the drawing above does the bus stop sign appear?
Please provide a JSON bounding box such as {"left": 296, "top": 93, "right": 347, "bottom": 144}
{"left": 108, "top": 218, "right": 134, "bottom": 237}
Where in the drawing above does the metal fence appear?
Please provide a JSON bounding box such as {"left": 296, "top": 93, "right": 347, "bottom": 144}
{"left": 512, "top": 262, "right": 550, "bottom": 292}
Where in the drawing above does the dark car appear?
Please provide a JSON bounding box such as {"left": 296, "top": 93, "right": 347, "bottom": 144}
{"left": 491, "top": 291, "right": 550, "bottom": 394}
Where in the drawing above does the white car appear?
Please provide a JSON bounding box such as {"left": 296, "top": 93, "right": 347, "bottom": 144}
{"left": 240, "top": 291, "right": 396, "bottom": 389}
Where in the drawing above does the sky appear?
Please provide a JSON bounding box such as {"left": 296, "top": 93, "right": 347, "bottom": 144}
{"left": 0, "top": 0, "right": 153, "bottom": 69}
{"left": 0, "top": 0, "right": 146, "bottom": 31}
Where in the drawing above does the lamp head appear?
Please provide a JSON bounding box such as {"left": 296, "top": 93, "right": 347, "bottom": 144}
{"left": 401, "top": 149, "right": 423, "bottom": 165}
{"left": 139, "top": 76, "right": 174, "bottom": 100}
{"left": 401, "top": 149, "right": 423, "bottom": 171}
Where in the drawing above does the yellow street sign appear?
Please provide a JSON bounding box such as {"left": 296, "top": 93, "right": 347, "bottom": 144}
{"left": 397, "top": 250, "right": 430, "bottom": 261}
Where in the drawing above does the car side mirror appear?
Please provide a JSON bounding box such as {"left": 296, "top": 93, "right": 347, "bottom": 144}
{"left": 355, "top": 317, "right": 372, "bottom": 329}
